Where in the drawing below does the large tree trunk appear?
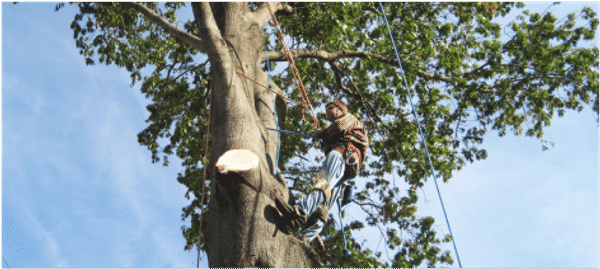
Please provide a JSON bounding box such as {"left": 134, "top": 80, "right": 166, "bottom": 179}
{"left": 193, "top": 3, "right": 320, "bottom": 267}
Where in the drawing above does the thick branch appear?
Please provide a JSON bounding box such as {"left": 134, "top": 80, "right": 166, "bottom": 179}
{"left": 122, "top": 2, "right": 206, "bottom": 53}
{"left": 267, "top": 49, "right": 395, "bottom": 64}
{"left": 266, "top": 49, "right": 454, "bottom": 83}
{"left": 251, "top": 2, "right": 293, "bottom": 28}
{"left": 191, "top": 3, "right": 231, "bottom": 74}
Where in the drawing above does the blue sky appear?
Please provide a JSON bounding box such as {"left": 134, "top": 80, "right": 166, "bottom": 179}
{"left": 1, "top": 2, "right": 598, "bottom": 268}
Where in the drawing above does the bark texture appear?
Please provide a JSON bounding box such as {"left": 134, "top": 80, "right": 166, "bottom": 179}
{"left": 192, "top": 3, "right": 320, "bottom": 267}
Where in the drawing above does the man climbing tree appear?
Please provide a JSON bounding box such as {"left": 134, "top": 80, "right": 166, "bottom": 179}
{"left": 276, "top": 100, "right": 369, "bottom": 243}
{"left": 59, "top": 2, "right": 598, "bottom": 267}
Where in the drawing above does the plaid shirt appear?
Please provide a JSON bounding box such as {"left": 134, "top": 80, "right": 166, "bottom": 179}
{"left": 317, "top": 105, "right": 369, "bottom": 180}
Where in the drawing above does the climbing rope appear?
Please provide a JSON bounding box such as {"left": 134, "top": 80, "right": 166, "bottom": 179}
{"left": 235, "top": 71, "right": 302, "bottom": 106}
{"left": 264, "top": 33, "right": 281, "bottom": 175}
{"left": 235, "top": 70, "right": 303, "bottom": 107}
{"left": 235, "top": 4, "right": 325, "bottom": 178}
{"left": 277, "top": 170, "right": 320, "bottom": 174}
{"left": 266, "top": 127, "right": 312, "bottom": 139}
{"left": 261, "top": 14, "right": 351, "bottom": 252}
{"left": 235, "top": 69, "right": 319, "bottom": 159}
{"left": 262, "top": 28, "right": 322, "bottom": 196}
{"left": 378, "top": 2, "right": 462, "bottom": 267}
{"left": 337, "top": 198, "right": 351, "bottom": 256}
{"left": 197, "top": 89, "right": 212, "bottom": 268}
{"left": 265, "top": 2, "right": 319, "bottom": 127}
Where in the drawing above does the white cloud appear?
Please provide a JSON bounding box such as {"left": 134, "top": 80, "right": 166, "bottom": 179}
{"left": 47, "top": 239, "right": 69, "bottom": 267}
{"left": 20, "top": 202, "right": 71, "bottom": 267}
{"left": 89, "top": 98, "right": 151, "bottom": 230}
{"left": 2, "top": 70, "right": 48, "bottom": 119}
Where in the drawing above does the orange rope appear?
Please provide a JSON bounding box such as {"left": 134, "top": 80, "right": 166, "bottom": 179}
{"left": 235, "top": 70, "right": 303, "bottom": 107}
{"left": 265, "top": 2, "right": 318, "bottom": 127}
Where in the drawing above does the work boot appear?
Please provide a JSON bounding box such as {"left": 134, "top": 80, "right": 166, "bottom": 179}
{"left": 275, "top": 197, "right": 307, "bottom": 230}
{"left": 297, "top": 233, "right": 327, "bottom": 258}
{"left": 303, "top": 204, "right": 329, "bottom": 230}
{"left": 314, "top": 236, "right": 326, "bottom": 255}
{"left": 295, "top": 233, "right": 309, "bottom": 243}
{"left": 313, "top": 171, "right": 332, "bottom": 204}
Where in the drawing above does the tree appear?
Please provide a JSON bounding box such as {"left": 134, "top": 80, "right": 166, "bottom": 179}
{"left": 59, "top": 2, "right": 598, "bottom": 267}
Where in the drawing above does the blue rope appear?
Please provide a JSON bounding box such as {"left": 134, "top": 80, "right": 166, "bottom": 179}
{"left": 266, "top": 127, "right": 313, "bottom": 139}
{"left": 264, "top": 29, "right": 280, "bottom": 176}
{"left": 378, "top": 3, "right": 462, "bottom": 268}
{"left": 277, "top": 170, "right": 320, "bottom": 174}
{"left": 337, "top": 198, "right": 350, "bottom": 256}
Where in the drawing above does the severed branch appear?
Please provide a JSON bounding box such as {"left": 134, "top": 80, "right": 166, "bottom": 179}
{"left": 122, "top": 2, "right": 206, "bottom": 53}
{"left": 216, "top": 149, "right": 260, "bottom": 174}
{"left": 266, "top": 49, "right": 454, "bottom": 83}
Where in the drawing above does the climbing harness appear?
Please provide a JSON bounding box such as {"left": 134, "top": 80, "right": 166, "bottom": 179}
{"left": 378, "top": 2, "right": 462, "bottom": 267}
{"left": 344, "top": 148, "right": 358, "bottom": 166}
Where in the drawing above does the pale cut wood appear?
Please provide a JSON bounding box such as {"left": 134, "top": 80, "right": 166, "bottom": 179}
{"left": 215, "top": 149, "right": 260, "bottom": 174}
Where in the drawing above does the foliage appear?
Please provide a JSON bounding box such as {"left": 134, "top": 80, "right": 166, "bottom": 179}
{"left": 61, "top": 2, "right": 598, "bottom": 267}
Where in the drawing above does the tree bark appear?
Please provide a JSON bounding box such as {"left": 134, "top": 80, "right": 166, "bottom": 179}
{"left": 194, "top": 3, "right": 320, "bottom": 267}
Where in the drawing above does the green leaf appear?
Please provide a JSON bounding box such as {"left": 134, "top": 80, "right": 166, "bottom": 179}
{"left": 66, "top": 2, "right": 598, "bottom": 267}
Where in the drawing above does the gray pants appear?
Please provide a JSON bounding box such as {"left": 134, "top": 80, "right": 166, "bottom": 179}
{"left": 296, "top": 150, "right": 347, "bottom": 242}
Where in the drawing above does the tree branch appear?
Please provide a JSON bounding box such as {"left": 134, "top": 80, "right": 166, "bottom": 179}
{"left": 266, "top": 49, "right": 454, "bottom": 83}
{"left": 329, "top": 61, "right": 385, "bottom": 124}
{"left": 365, "top": 6, "right": 382, "bottom": 16}
{"left": 122, "top": 2, "right": 206, "bottom": 53}
{"left": 251, "top": 2, "right": 293, "bottom": 28}
{"left": 191, "top": 3, "right": 231, "bottom": 73}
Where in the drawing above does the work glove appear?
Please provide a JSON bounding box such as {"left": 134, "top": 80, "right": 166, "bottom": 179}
{"left": 312, "top": 129, "right": 325, "bottom": 149}
{"left": 275, "top": 197, "right": 307, "bottom": 230}
{"left": 312, "top": 128, "right": 323, "bottom": 139}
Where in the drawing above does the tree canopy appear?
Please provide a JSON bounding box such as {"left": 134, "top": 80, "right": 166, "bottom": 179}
{"left": 62, "top": 2, "right": 598, "bottom": 267}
